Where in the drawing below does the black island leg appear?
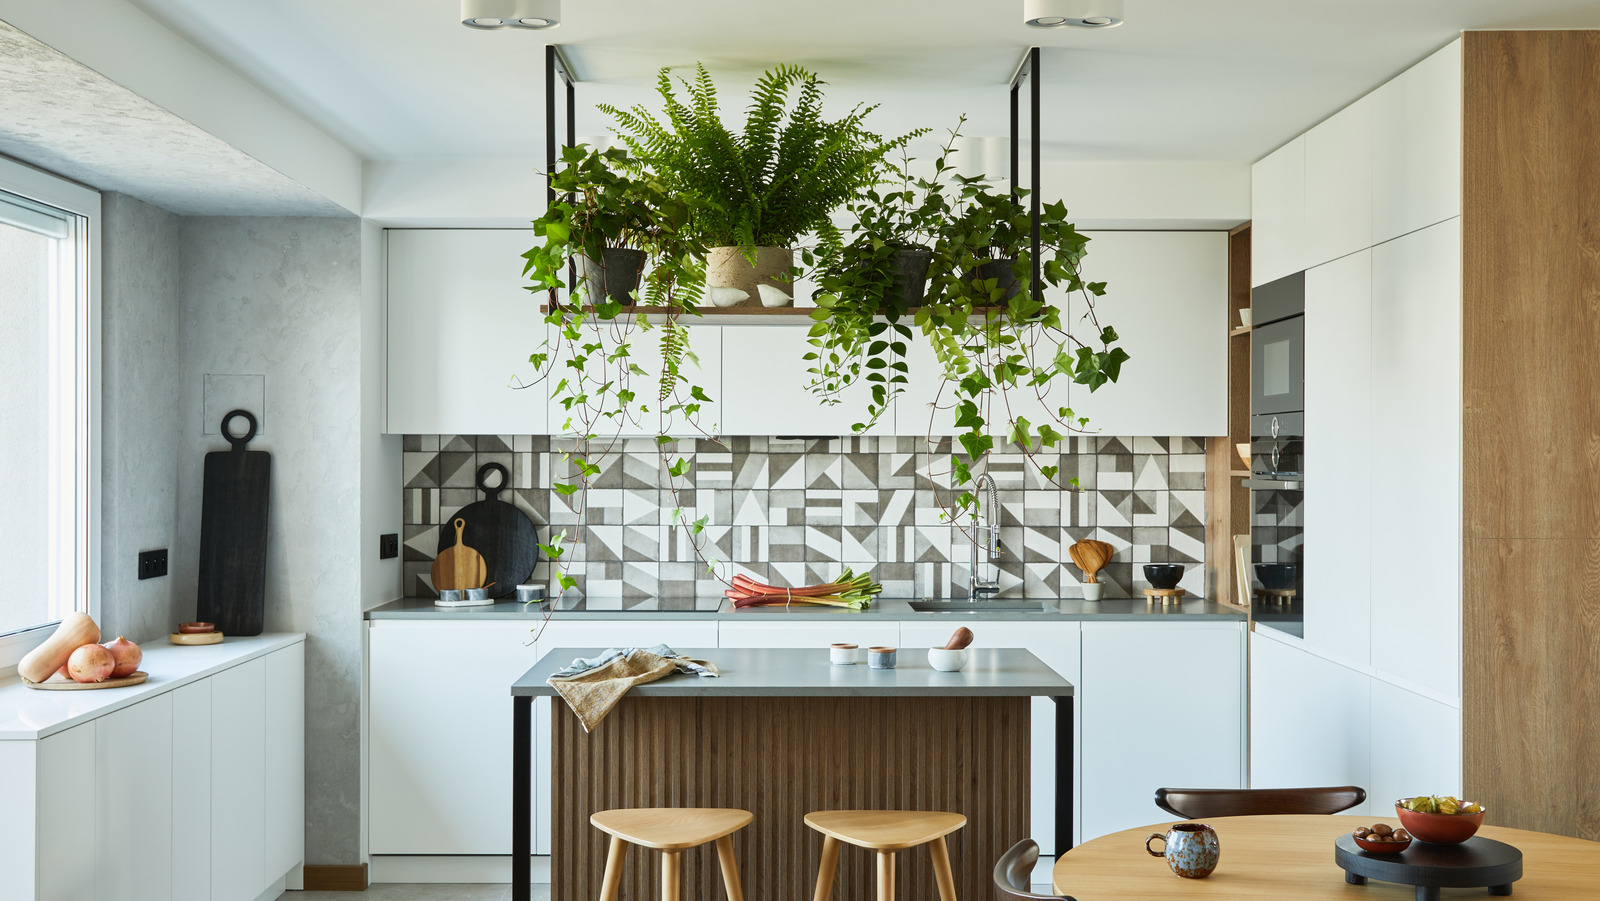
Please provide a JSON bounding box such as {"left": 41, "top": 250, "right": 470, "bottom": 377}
{"left": 512, "top": 695, "right": 532, "bottom": 901}
{"left": 1053, "top": 695, "right": 1074, "bottom": 857}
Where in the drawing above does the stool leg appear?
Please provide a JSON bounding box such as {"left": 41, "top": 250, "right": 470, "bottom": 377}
{"left": 928, "top": 836, "right": 958, "bottom": 901}
{"left": 876, "top": 851, "right": 896, "bottom": 901}
{"left": 662, "top": 849, "right": 683, "bottom": 901}
{"left": 716, "top": 835, "right": 747, "bottom": 901}
{"left": 812, "top": 836, "right": 840, "bottom": 901}
{"left": 598, "top": 836, "right": 627, "bottom": 901}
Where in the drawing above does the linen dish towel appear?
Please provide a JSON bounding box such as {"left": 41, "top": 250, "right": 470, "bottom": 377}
{"left": 547, "top": 644, "right": 718, "bottom": 731}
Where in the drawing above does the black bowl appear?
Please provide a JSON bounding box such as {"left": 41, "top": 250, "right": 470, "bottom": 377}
{"left": 1254, "top": 563, "right": 1299, "bottom": 591}
{"left": 1143, "top": 564, "right": 1184, "bottom": 590}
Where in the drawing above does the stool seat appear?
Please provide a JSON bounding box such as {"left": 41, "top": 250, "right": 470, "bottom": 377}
{"left": 805, "top": 810, "right": 967, "bottom": 852}
{"left": 591, "top": 807, "right": 754, "bottom": 851}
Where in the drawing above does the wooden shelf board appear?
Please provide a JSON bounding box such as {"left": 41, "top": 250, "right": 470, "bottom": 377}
{"left": 1231, "top": 470, "right": 1252, "bottom": 478}
{"left": 539, "top": 304, "right": 816, "bottom": 317}
{"left": 1229, "top": 325, "right": 1253, "bottom": 337}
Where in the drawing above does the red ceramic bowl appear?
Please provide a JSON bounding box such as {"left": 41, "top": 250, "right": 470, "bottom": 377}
{"left": 1395, "top": 800, "right": 1485, "bottom": 844}
{"left": 1354, "top": 834, "right": 1412, "bottom": 854}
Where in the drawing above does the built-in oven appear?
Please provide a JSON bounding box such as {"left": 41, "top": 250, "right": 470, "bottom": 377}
{"left": 1246, "top": 271, "right": 1305, "bottom": 635}
{"left": 1250, "top": 271, "right": 1304, "bottom": 416}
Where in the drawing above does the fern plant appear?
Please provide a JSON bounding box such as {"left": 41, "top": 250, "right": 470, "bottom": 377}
{"left": 600, "top": 63, "right": 924, "bottom": 251}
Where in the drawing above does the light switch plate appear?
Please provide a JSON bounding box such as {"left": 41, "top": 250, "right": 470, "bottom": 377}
{"left": 203, "top": 373, "right": 265, "bottom": 435}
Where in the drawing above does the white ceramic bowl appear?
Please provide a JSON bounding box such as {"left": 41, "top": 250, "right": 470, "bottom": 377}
{"left": 927, "top": 648, "right": 969, "bottom": 672}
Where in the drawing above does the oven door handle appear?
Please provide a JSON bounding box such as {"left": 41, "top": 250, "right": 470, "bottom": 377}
{"left": 1243, "top": 477, "right": 1303, "bottom": 491}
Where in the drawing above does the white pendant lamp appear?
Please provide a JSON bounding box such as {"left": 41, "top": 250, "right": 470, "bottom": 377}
{"left": 461, "top": 0, "right": 560, "bottom": 29}
{"left": 1024, "top": 0, "right": 1125, "bottom": 28}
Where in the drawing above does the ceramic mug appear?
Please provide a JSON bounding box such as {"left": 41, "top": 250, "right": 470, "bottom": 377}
{"left": 1146, "top": 823, "right": 1219, "bottom": 878}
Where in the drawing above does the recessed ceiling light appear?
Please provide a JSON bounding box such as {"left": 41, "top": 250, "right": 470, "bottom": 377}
{"left": 1023, "top": 0, "right": 1125, "bottom": 29}
{"left": 461, "top": 0, "right": 560, "bottom": 30}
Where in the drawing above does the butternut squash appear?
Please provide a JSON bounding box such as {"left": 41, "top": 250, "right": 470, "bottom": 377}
{"left": 17, "top": 612, "right": 101, "bottom": 684}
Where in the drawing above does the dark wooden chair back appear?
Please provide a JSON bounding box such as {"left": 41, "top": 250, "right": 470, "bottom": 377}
{"left": 1153, "top": 785, "right": 1367, "bottom": 820}
{"left": 993, "top": 839, "right": 1078, "bottom": 901}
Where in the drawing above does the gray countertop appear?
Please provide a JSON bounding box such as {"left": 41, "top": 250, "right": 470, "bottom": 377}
{"left": 511, "top": 646, "right": 1075, "bottom": 698}
{"left": 367, "top": 595, "right": 1245, "bottom": 621}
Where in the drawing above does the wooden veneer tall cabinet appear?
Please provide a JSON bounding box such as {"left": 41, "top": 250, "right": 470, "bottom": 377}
{"left": 1461, "top": 30, "right": 1600, "bottom": 843}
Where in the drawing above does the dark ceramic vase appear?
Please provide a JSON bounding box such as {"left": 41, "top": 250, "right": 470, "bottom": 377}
{"left": 579, "top": 248, "right": 647, "bottom": 304}
{"left": 885, "top": 247, "right": 932, "bottom": 311}
{"left": 1254, "top": 563, "right": 1299, "bottom": 591}
{"left": 962, "top": 257, "right": 1021, "bottom": 302}
{"left": 1143, "top": 564, "right": 1185, "bottom": 590}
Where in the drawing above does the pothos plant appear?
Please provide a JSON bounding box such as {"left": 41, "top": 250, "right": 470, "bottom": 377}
{"left": 807, "top": 120, "right": 1131, "bottom": 527}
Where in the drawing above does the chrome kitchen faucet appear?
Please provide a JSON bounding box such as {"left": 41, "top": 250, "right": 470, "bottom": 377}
{"left": 969, "top": 473, "right": 1001, "bottom": 600}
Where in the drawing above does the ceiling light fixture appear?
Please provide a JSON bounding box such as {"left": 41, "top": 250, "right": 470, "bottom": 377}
{"left": 1024, "top": 0, "right": 1125, "bottom": 29}
{"left": 461, "top": 0, "right": 559, "bottom": 30}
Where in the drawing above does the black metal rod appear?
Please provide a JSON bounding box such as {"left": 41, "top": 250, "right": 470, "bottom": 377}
{"left": 545, "top": 45, "right": 558, "bottom": 310}
{"left": 1010, "top": 83, "right": 1020, "bottom": 201}
{"left": 565, "top": 74, "right": 577, "bottom": 301}
{"left": 1055, "top": 695, "right": 1075, "bottom": 857}
{"left": 1030, "top": 46, "right": 1042, "bottom": 304}
{"left": 511, "top": 695, "right": 532, "bottom": 900}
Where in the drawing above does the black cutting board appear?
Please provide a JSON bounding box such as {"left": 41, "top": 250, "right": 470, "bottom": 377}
{"left": 197, "top": 410, "right": 270, "bottom": 635}
{"left": 436, "top": 462, "right": 538, "bottom": 598}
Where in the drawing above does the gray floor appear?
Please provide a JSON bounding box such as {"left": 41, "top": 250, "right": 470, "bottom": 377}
{"left": 281, "top": 885, "right": 550, "bottom": 901}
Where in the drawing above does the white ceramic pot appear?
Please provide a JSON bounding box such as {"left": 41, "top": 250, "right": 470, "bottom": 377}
{"left": 706, "top": 246, "right": 794, "bottom": 305}
{"left": 1082, "top": 582, "right": 1105, "bottom": 602}
{"left": 830, "top": 643, "right": 862, "bottom": 665}
{"left": 927, "top": 648, "right": 969, "bottom": 672}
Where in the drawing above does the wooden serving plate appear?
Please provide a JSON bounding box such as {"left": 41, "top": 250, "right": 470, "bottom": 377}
{"left": 23, "top": 671, "right": 149, "bottom": 691}
{"left": 169, "top": 631, "right": 225, "bottom": 645}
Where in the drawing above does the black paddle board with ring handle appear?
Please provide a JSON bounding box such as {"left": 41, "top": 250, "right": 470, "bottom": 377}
{"left": 436, "top": 462, "right": 538, "bottom": 599}
{"left": 197, "top": 409, "right": 271, "bottom": 635}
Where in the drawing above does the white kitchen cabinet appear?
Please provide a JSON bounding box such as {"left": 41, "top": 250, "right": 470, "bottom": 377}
{"left": 211, "top": 657, "right": 267, "bottom": 901}
{"left": 37, "top": 723, "right": 97, "bottom": 901}
{"left": 1252, "top": 137, "right": 1308, "bottom": 286}
{"left": 370, "top": 621, "right": 544, "bottom": 855}
{"left": 95, "top": 694, "right": 174, "bottom": 901}
{"left": 895, "top": 231, "right": 1228, "bottom": 439}
{"left": 1368, "top": 219, "right": 1460, "bottom": 698}
{"left": 1079, "top": 622, "right": 1244, "bottom": 841}
{"left": 1303, "top": 250, "right": 1373, "bottom": 664}
{"left": 264, "top": 641, "right": 305, "bottom": 880}
{"left": 717, "top": 618, "right": 898, "bottom": 649}
{"left": 171, "top": 681, "right": 212, "bottom": 901}
{"left": 1250, "top": 632, "right": 1373, "bottom": 812}
{"left": 1305, "top": 97, "right": 1374, "bottom": 268}
{"left": 1369, "top": 678, "right": 1461, "bottom": 806}
{"left": 720, "top": 325, "right": 885, "bottom": 435}
{"left": 1372, "top": 40, "right": 1462, "bottom": 245}
{"left": 899, "top": 621, "right": 1080, "bottom": 857}
{"left": 548, "top": 325, "right": 723, "bottom": 438}
{"left": 386, "top": 228, "right": 548, "bottom": 435}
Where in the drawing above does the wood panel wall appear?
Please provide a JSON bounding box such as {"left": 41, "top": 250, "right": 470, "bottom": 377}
{"left": 551, "top": 695, "right": 1030, "bottom": 901}
{"left": 1205, "top": 224, "right": 1253, "bottom": 611}
{"left": 1462, "top": 30, "right": 1600, "bottom": 842}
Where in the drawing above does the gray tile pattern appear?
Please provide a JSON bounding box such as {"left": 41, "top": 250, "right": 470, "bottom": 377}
{"left": 402, "top": 435, "right": 1208, "bottom": 600}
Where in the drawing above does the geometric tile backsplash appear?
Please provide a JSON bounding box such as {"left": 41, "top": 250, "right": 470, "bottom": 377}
{"left": 402, "top": 434, "right": 1208, "bottom": 607}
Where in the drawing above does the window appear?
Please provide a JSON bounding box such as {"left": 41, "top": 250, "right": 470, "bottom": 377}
{"left": 0, "top": 156, "right": 99, "bottom": 668}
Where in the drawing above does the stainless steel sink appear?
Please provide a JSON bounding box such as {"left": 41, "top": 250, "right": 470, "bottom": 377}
{"left": 907, "top": 600, "right": 1053, "bottom": 614}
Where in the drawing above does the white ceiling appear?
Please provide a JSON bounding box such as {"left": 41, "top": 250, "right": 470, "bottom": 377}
{"left": 124, "top": 0, "right": 1600, "bottom": 165}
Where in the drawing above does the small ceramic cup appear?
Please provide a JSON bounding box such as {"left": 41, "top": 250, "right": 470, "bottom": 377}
{"left": 927, "top": 648, "right": 968, "bottom": 672}
{"left": 1082, "top": 582, "right": 1105, "bottom": 602}
{"left": 437, "top": 589, "right": 464, "bottom": 604}
{"left": 516, "top": 584, "right": 545, "bottom": 604}
{"left": 1146, "top": 823, "right": 1220, "bottom": 879}
{"left": 868, "top": 646, "right": 898, "bottom": 669}
{"left": 830, "top": 643, "right": 862, "bottom": 665}
{"left": 1238, "top": 308, "right": 1253, "bottom": 327}
{"left": 465, "top": 587, "right": 491, "bottom": 602}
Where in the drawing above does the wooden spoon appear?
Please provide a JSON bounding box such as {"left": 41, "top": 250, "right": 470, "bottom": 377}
{"left": 1068, "top": 539, "right": 1115, "bottom": 584}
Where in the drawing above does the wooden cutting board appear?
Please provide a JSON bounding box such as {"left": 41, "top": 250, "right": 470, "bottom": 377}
{"left": 1068, "top": 539, "right": 1115, "bottom": 580}
{"left": 197, "top": 410, "right": 270, "bottom": 636}
{"left": 431, "top": 517, "right": 487, "bottom": 592}
{"left": 24, "top": 671, "right": 149, "bottom": 691}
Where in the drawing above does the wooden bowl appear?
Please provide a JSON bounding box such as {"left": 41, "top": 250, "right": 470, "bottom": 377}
{"left": 1354, "top": 834, "right": 1412, "bottom": 854}
{"left": 1396, "top": 801, "right": 1485, "bottom": 844}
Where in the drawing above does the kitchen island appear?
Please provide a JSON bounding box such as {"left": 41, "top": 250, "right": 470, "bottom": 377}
{"left": 510, "top": 646, "right": 1074, "bottom": 901}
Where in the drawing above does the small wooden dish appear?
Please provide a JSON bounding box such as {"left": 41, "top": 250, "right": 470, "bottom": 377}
{"left": 23, "top": 671, "right": 149, "bottom": 691}
{"left": 170, "top": 631, "right": 225, "bottom": 645}
{"left": 1354, "top": 834, "right": 1412, "bottom": 854}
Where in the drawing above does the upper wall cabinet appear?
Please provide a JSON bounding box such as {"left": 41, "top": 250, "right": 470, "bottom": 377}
{"left": 386, "top": 229, "right": 547, "bottom": 435}
{"left": 1305, "top": 97, "right": 1374, "bottom": 268}
{"left": 1372, "top": 40, "right": 1462, "bottom": 244}
{"left": 551, "top": 325, "right": 724, "bottom": 439}
{"left": 721, "top": 326, "right": 884, "bottom": 436}
{"left": 1252, "top": 137, "right": 1307, "bottom": 286}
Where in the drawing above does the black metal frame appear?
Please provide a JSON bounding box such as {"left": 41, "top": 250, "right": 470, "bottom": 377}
{"left": 1010, "top": 47, "right": 1043, "bottom": 304}
{"left": 544, "top": 45, "right": 578, "bottom": 307}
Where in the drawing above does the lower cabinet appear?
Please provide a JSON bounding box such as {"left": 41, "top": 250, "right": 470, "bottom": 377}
{"left": 1079, "top": 622, "right": 1246, "bottom": 840}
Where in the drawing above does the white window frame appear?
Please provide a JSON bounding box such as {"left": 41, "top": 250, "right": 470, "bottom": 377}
{"left": 0, "top": 155, "right": 101, "bottom": 671}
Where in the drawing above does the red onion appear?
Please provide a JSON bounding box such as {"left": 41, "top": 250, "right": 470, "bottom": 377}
{"left": 103, "top": 636, "right": 142, "bottom": 678}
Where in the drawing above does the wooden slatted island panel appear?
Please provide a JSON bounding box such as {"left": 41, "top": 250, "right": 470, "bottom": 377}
{"left": 510, "top": 647, "right": 1075, "bottom": 901}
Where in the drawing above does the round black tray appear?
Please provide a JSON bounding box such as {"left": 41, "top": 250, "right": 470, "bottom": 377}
{"left": 1335, "top": 833, "right": 1523, "bottom": 901}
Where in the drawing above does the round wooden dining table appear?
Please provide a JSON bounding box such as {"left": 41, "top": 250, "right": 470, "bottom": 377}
{"left": 1053, "top": 815, "right": 1600, "bottom": 900}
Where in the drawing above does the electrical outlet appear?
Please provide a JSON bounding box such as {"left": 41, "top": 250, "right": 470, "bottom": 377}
{"left": 138, "top": 549, "right": 168, "bottom": 580}
{"left": 379, "top": 533, "right": 399, "bottom": 559}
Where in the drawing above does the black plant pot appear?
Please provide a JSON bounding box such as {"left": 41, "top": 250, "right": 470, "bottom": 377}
{"left": 1254, "top": 563, "right": 1299, "bottom": 591}
{"left": 962, "top": 257, "right": 1021, "bottom": 303}
{"left": 1143, "top": 564, "right": 1185, "bottom": 590}
{"left": 885, "top": 247, "right": 932, "bottom": 311}
{"left": 579, "top": 248, "right": 647, "bottom": 305}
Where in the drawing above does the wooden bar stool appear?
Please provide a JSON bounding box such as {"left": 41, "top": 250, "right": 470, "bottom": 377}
{"left": 590, "top": 808, "right": 752, "bottom": 901}
{"left": 806, "top": 810, "right": 967, "bottom": 901}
